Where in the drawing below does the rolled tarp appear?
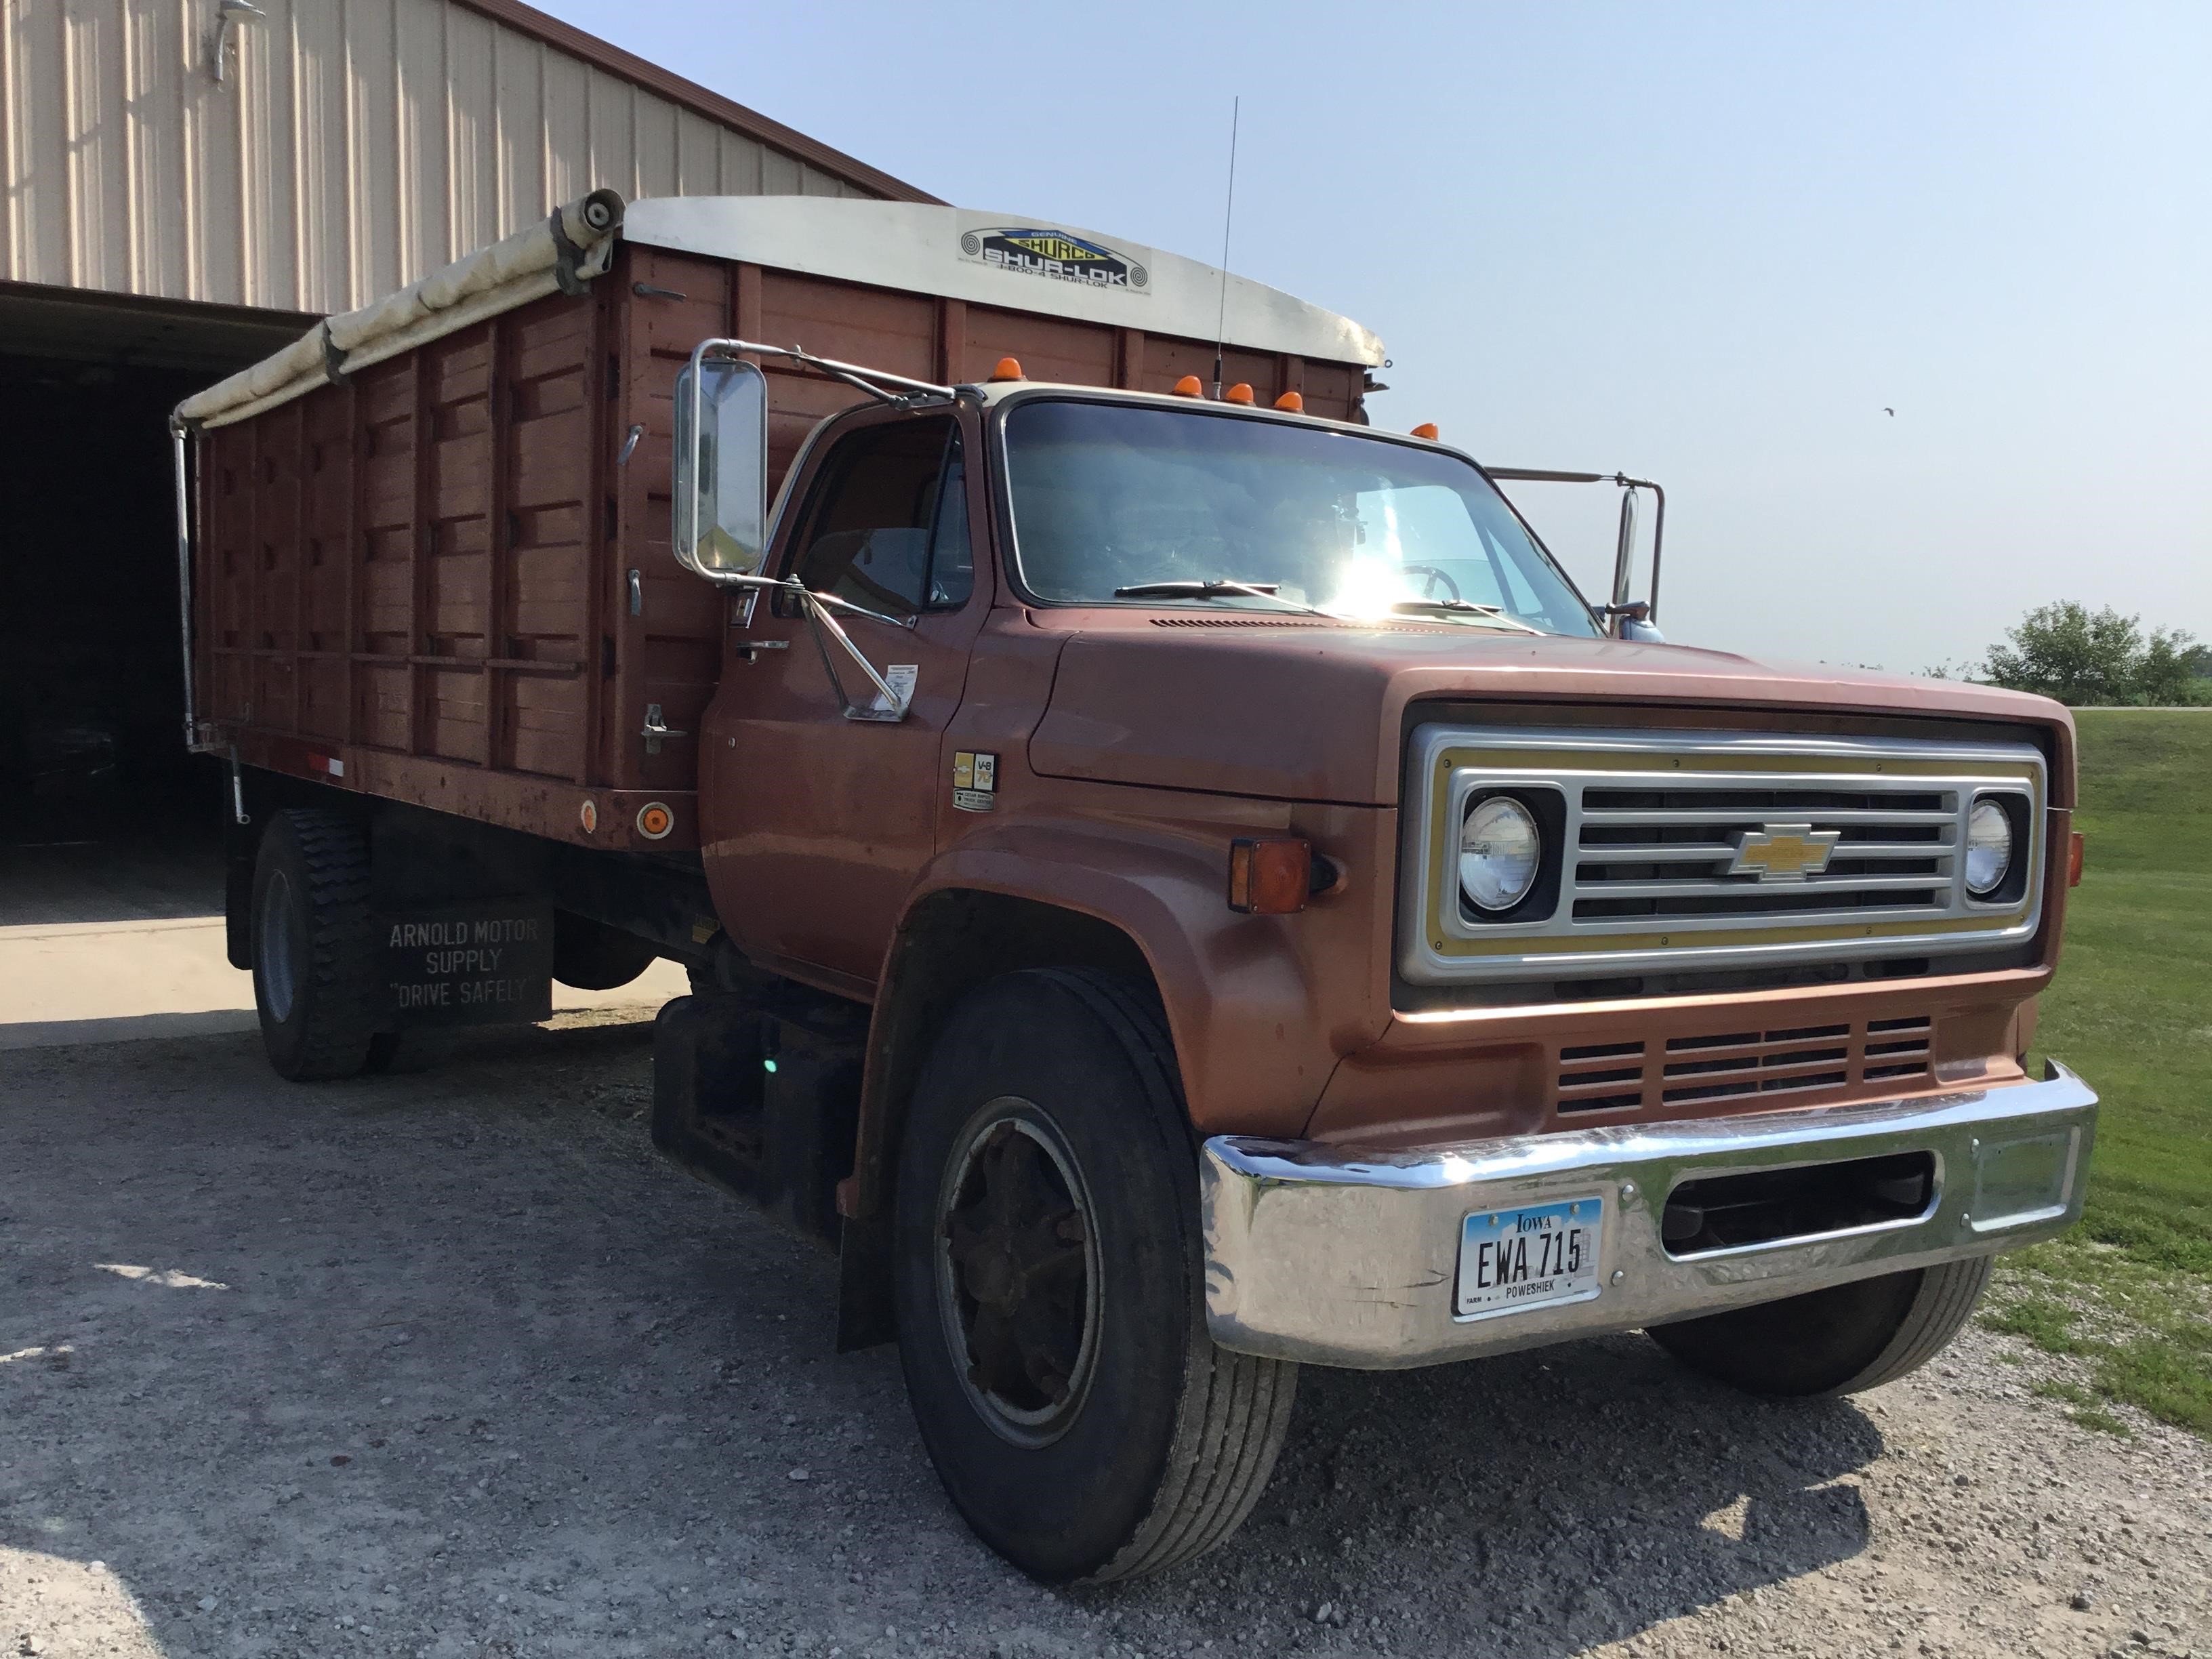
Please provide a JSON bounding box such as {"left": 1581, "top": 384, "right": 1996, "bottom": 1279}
{"left": 177, "top": 188, "right": 626, "bottom": 430}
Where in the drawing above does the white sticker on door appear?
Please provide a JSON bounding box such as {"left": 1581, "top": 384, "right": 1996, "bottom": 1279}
{"left": 872, "top": 663, "right": 918, "bottom": 715}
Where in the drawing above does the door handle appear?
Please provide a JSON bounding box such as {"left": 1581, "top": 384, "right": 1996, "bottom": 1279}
{"left": 640, "top": 703, "right": 689, "bottom": 756}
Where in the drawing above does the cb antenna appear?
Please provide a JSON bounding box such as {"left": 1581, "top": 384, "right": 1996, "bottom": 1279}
{"left": 1212, "top": 95, "right": 1240, "bottom": 400}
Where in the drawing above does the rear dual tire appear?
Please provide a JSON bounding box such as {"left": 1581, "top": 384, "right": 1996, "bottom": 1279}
{"left": 250, "top": 808, "right": 383, "bottom": 1082}
{"left": 893, "top": 969, "right": 1297, "bottom": 1584}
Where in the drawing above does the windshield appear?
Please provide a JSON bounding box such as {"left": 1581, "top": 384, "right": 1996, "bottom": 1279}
{"left": 1001, "top": 399, "right": 1600, "bottom": 636}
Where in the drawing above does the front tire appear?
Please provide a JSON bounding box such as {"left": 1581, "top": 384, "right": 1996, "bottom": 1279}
{"left": 1648, "top": 1256, "right": 1994, "bottom": 1396}
{"left": 893, "top": 969, "right": 1296, "bottom": 1584}
{"left": 250, "top": 808, "right": 382, "bottom": 1082}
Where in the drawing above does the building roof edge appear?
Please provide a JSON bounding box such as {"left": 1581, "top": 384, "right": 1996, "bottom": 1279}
{"left": 449, "top": 0, "right": 943, "bottom": 205}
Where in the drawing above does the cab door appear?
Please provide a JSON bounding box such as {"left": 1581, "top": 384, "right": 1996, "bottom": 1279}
{"left": 699, "top": 403, "right": 987, "bottom": 991}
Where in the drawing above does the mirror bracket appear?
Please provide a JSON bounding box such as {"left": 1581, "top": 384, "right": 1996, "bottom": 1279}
{"left": 715, "top": 572, "right": 915, "bottom": 722}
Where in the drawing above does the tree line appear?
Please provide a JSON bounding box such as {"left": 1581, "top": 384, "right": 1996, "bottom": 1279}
{"left": 1932, "top": 602, "right": 2209, "bottom": 707}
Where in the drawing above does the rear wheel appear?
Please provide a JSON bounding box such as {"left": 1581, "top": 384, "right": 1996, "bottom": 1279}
{"left": 1647, "top": 1256, "right": 1994, "bottom": 1396}
{"left": 251, "top": 808, "right": 381, "bottom": 1082}
{"left": 893, "top": 969, "right": 1297, "bottom": 1584}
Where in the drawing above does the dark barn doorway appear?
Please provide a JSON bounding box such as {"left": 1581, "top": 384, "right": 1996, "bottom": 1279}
{"left": 0, "top": 284, "right": 307, "bottom": 924}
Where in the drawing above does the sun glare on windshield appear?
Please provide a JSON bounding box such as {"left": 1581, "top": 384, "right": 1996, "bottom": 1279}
{"left": 1001, "top": 399, "right": 1599, "bottom": 637}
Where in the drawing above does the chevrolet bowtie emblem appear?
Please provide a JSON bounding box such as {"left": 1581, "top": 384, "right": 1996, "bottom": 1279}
{"left": 1727, "top": 823, "right": 1841, "bottom": 882}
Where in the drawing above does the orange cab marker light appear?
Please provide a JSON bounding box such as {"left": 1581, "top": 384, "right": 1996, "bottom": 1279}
{"left": 1273, "top": 391, "right": 1305, "bottom": 413}
{"left": 1224, "top": 382, "right": 1256, "bottom": 405}
{"left": 636, "top": 802, "right": 675, "bottom": 840}
{"left": 1170, "top": 374, "right": 1205, "bottom": 398}
{"left": 1412, "top": 422, "right": 1439, "bottom": 440}
{"left": 1227, "top": 838, "right": 1312, "bottom": 916}
{"left": 989, "top": 356, "right": 1025, "bottom": 382}
{"left": 2068, "top": 830, "right": 2085, "bottom": 888}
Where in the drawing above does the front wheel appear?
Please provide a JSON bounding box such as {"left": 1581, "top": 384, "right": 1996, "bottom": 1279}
{"left": 893, "top": 969, "right": 1297, "bottom": 1584}
{"left": 1647, "top": 1256, "right": 1994, "bottom": 1396}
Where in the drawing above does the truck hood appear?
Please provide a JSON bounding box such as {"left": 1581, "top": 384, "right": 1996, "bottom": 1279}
{"left": 1025, "top": 616, "right": 2074, "bottom": 806}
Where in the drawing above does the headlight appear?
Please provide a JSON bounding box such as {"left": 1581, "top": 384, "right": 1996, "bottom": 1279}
{"left": 1460, "top": 796, "right": 1541, "bottom": 913}
{"left": 1965, "top": 798, "right": 2013, "bottom": 896}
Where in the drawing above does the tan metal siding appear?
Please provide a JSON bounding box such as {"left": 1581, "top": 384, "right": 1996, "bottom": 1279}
{"left": 2, "top": 0, "right": 892, "bottom": 314}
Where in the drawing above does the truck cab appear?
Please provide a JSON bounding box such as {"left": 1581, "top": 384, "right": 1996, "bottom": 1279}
{"left": 176, "top": 193, "right": 2097, "bottom": 1586}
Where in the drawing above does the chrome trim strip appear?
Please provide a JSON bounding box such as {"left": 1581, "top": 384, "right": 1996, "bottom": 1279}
{"left": 1399, "top": 726, "right": 2048, "bottom": 985}
{"left": 1200, "top": 1061, "right": 2095, "bottom": 1370}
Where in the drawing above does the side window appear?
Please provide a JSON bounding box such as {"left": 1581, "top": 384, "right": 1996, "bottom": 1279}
{"left": 790, "top": 416, "right": 972, "bottom": 614}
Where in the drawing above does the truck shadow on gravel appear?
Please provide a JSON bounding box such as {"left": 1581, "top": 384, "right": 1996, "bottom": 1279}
{"left": 1144, "top": 1340, "right": 1883, "bottom": 1655}
{"left": 0, "top": 1023, "right": 1886, "bottom": 1659}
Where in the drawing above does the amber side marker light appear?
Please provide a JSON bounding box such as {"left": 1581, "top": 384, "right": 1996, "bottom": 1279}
{"left": 2068, "top": 831, "right": 2085, "bottom": 888}
{"left": 989, "top": 356, "right": 1025, "bottom": 382}
{"left": 1224, "top": 382, "right": 1256, "bottom": 405}
{"left": 1228, "top": 838, "right": 1312, "bottom": 915}
{"left": 1273, "top": 391, "right": 1305, "bottom": 413}
{"left": 1411, "top": 422, "right": 1440, "bottom": 440}
{"left": 1170, "top": 374, "right": 1205, "bottom": 397}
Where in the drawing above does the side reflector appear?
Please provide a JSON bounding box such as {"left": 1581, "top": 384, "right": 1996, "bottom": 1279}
{"left": 1273, "top": 390, "right": 1305, "bottom": 412}
{"left": 2068, "top": 831, "right": 2085, "bottom": 888}
{"left": 1228, "top": 838, "right": 1312, "bottom": 915}
{"left": 1170, "top": 374, "right": 1205, "bottom": 397}
{"left": 1224, "top": 382, "right": 1256, "bottom": 405}
{"left": 1411, "top": 422, "right": 1439, "bottom": 440}
{"left": 988, "top": 356, "right": 1025, "bottom": 382}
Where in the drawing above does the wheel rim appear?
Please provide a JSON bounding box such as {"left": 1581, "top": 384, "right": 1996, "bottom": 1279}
{"left": 934, "top": 1097, "right": 1102, "bottom": 1448}
{"left": 259, "top": 868, "right": 298, "bottom": 1023}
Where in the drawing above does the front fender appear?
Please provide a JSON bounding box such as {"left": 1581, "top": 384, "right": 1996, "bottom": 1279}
{"left": 853, "top": 798, "right": 1395, "bottom": 1195}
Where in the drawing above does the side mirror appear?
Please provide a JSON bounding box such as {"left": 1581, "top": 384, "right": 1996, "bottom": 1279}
{"left": 672, "top": 354, "right": 768, "bottom": 579}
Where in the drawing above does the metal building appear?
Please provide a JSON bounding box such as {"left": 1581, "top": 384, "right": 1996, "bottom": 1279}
{"left": 0, "top": 0, "right": 928, "bottom": 867}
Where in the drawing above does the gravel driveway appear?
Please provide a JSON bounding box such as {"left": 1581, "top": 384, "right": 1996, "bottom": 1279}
{"left": 3, "top": 1017, "right": 2205, "bottom": 1659}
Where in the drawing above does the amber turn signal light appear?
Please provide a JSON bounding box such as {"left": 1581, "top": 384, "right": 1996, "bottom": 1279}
{"left": 1273, "top": 390, "right": 1305, "bottom": 412}
{"left": 1170, "top": 374, "right": 1205, "bottom": 397}
{"left": 2068, "top": 830, "right": 2085, "bottom": 888}
{"left": 1228, "top": 838, "right": 1312, "bottom": 915}
{"left": 988, "top": 356, "right": 1025, "bottom": 382}
{"left": 1224, "top": 382, "right": 1255, "bottom": 405}
{"left": 1411, "top": 422, "right": 1439, "bottom": 439}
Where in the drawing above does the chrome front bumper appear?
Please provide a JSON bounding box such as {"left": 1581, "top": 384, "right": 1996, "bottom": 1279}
{"left": 1201, "top": 1062, "right": 2097, "bottom": 1370}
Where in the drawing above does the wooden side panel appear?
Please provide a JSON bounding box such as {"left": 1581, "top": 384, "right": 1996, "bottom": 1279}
{"left": 500, "top": 290, "right": 599, "bottom": 779}
{"left": 201, "top": 426, "right": 254, "bottom": 726}
{"left": 355, "top": 358, "right": 417, "bottom": 751}
{"left": 248, "top": 405, "right": 301, "bottom": 735}
{"left": 964, "top": 306, "right": 1116, "bottom": 391}
{"left": 298, "top": 388, "right": 356, "bottom": 741}
{"left": 608, "top": 247, "right": 739, "bottom": 794}
{"left": 189, "top": 247, "right": 1372, "bottom": 846}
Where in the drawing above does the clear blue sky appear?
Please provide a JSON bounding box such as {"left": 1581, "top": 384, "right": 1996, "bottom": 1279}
{"left": 542, "top": 0, "right": 2209, "bottom": 674}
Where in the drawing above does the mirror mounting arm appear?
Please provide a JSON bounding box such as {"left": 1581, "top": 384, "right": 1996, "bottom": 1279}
{"left": 676, "top": 337, "right": 940, "bottom": 720}
{"left": 716, "top": 572, "right": 915, "bottom": 722}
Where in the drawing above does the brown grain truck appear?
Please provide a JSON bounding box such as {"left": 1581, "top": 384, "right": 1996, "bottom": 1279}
{"left": 172, "top": 190, "right": 2099, "bottom": 1584}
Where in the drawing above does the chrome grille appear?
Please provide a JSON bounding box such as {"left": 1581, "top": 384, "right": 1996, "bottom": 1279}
{"left": 1401, "top": 726, "right": 2047, "bottom": 986}
{"left": 1571, "top": 781, "right": 1957, "bottom": 923}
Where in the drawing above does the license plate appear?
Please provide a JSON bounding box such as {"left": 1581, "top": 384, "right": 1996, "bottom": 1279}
{"left": 1456, "top": 1197, "right": 1605, "bottom": 1318}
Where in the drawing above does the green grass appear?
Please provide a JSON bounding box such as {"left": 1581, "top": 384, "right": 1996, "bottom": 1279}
{"left": 1982, "top": 710, "right": 2212, "bottom": 1436}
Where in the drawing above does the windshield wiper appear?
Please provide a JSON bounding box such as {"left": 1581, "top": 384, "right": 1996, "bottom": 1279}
{"left": 1111, "top": 579, "right": 1339, "bottom": 620}
{"left": 1387, "top": 598, "right": 1545, "bottom": 636}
